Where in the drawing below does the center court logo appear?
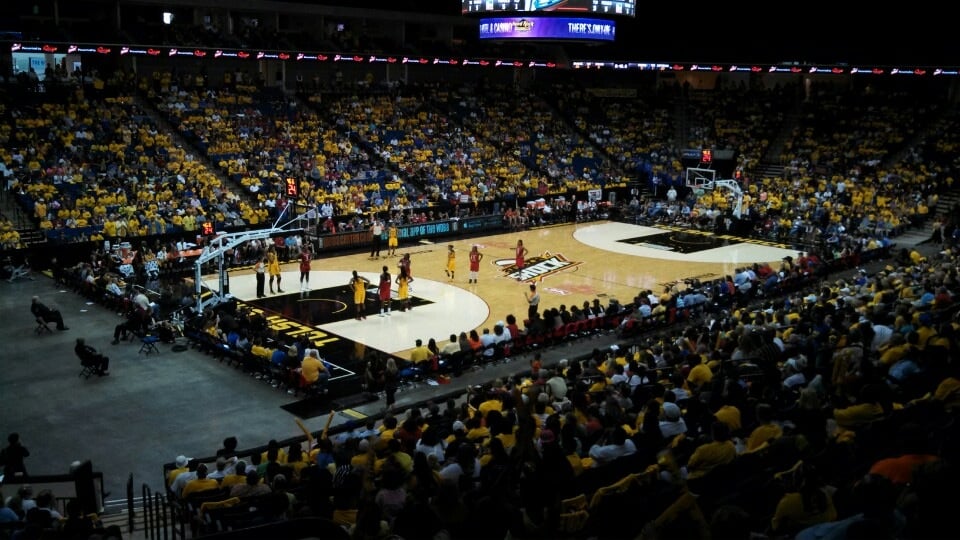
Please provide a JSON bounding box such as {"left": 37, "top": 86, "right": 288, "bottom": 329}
{"left": 494, "top": 251, "right": 582, "bottom": 283}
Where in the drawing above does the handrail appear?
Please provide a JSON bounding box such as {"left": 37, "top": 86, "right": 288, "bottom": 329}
{"left": 142, "top": 484, "right": 155, "bottom": 540}
{"left": 126, "top": 474, "right": 135, "bottom": 535}
{"left": 142, "top": 482, "right": 185, "bottom": 540}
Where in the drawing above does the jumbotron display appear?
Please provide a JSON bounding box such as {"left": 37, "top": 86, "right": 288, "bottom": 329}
{"left": 462, "top": 0, "right": 635, "bottom": 17}
{"left": 479, "top": 17, "right": 615, "bottom": 41}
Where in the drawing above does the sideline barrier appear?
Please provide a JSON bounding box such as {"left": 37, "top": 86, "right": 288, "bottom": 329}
{"left": 1, "top": 468, "right": 106, "bottom": 516}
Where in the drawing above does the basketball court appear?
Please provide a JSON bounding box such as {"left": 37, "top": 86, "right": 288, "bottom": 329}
{"left": 208, "top": 220, "right": 797, "bottom": 372}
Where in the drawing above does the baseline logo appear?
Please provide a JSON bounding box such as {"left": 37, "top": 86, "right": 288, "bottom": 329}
{"left": 494, "top": 251, "right": 582, "bottom": 283}
{"left": 239, "top": 302, "right": 340, "bottom": 349}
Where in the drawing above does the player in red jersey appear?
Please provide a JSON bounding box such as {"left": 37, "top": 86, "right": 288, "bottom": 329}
{"left": 378, "top": 265, "right": 392, "bottom": 316}
{"left": 468, "top": 245, "right": 483, "bottom": 284}
{"left": 515, "top": 239, "right": 529, "bottom": 281}
{"left": 298, "top": 243, "right": 312, "bottom": 292}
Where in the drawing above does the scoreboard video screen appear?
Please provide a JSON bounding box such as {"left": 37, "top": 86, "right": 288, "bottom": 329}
{"left": 462, "top": 0, "right": 635, "bottom": 17}
{"left": 479, "top": 17, "right": 615, "bottom": 41}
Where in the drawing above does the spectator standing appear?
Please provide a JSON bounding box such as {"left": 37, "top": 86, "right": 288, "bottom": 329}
{"left": 530, "top": 352, "right": 542, "bottom": 379}
{"left": 384, "top": 358, "right": 399, "bottom": 409}
{"left": 1, "top": 432, "right": 30, "bottom": 477}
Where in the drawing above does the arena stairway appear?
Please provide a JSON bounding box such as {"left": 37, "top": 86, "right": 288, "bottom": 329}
{"left": 896, "top": 187, "right": 960, "bottom": 247}
{"left": 133, "top": 94, "right": 259, "bottom": 215}
{"left": 894, "top": 223, "right": 936, "bottom": 248}
{"left": 1, "top": 189, "right": 46, "bottom": 248}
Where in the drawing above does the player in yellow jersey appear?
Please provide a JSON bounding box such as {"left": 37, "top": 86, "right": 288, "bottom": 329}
{"left": 445, "top": 245, "right": 456, "bottom": 281}
{"left": 267, "top": 248, "right": 283, "bottom": 293}
{"left": 349, "top": 270, "right": 371, "bottom": 320}
{"left": 396, "top": 267, "right": 414, "bottom": 311}
{"left": 387, "top": 222, "right": 398, "bottom": 256}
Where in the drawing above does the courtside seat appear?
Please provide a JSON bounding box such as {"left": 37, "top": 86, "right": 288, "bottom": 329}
{"left": 479, "top": 343, "right": 496, "bottom": 364}
{"left": 445, "top": 350, "right": 470, "bottom": 376}
{"left": 78, "top": 361, "right": 97, "bottom": 379}
{"left": 294, "top": 376, "right": 329, "bottom": 398}
{"left": 35, "top": 317, "right": 53, "bottom": 335}
{"left": 524, "top": 332, "right": 546, "bottom": 350}
{"left": 398, "top": 364, "right": 425, "bottom": 391}
{"left": 222, "top": 345, "right": 246, "bottom": 368}
{"left": 619, "top": 318, "right": 640, "bottom": 338}
{"left": 547, "top": 324, "right": 568, "bottom": 346}
{"left": 503, "top": 336, "right": 522, "bottom": 357}
{"left": 574, "top": 319, "right": 590, "bottom": 338}
{"left": 267, "top": 364, "right": 294, "bottom": 391}
{"left": 240, "top": 350, "right": 268, "bottom": 376}
{"left": 582, "top": 317, "right": 600, "bottom": 336}
{"left": 399, "top": 364, "right": 423, "bottom": 381}
{"left": 139, "top": 335, "right": 161, "bottom": 355}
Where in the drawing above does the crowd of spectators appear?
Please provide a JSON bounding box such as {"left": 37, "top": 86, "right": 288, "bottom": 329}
{"left": 6, "top": 17, "right": 960, "bottom": 540}
{"left": 0, "top": 213, "right": 21, "bottom": 250}
{"left": 436, "top": 82, "right": 627, "bottom": 196}
{"left": 540, "top": 82, "right": 681, "bottom": 186}
{"left": 544, "top": 80, "right": 956, "bottom": 262}
{"left": 5, "top": 70, "right": 959, "bottom": 266}
{"left": 153, "top": 240, "right": 960, "bottom": 539}
{"left": 111, "top": 14, "right": 404, "bottom": 57}
{"left": 2, "top": 71, "right": 258, "bottom": 248}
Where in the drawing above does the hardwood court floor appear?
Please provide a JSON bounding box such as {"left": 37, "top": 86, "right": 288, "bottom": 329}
{"left": 217, "top": 221, "right": 797, "bottom": 360}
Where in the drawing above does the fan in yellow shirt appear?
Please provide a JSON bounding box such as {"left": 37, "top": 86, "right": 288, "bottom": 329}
{"left": 745, "top": 404, "right": 783, "bottom": 452}
{"left": 686, "top": 422, "right": 737, "bottom": 480}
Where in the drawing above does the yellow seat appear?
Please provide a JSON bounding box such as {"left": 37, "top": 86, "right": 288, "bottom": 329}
{"left": 645, "top": 491, "right": 710, "bottom": 540}
{"left": 199, "top": 496, "right": 240, "bottom": 518}
{"left": 557, "top": 493, "right": 589, "bottom": 535}
{"left": 589, "top": 465, "right": 659, "bottom": 510}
